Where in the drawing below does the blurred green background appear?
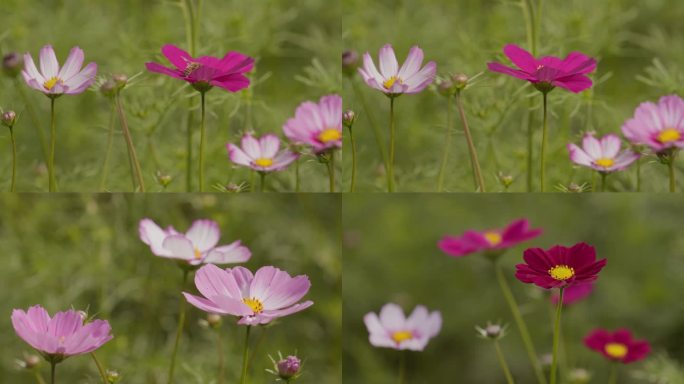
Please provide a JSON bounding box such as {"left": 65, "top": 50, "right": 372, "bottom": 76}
{"left": 0, "top": 193, "right": 341, "bottom": 383}
{"left": 343, "top": 194, "right": 684, "bottom": 383}
{"left": 0, "top": 0, "right": 340, "bottom": 192}
{"left": 342, "top": 0, "right": 684, "bottom": 192}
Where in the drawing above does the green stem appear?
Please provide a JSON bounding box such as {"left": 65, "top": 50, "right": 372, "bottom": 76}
{"left": 50, "top": 361, "right": 56, "bottom": 384}
{"left": 48, "top": 97, "right": 57, "bottom": 192}
{"left": 388, "top": 97, "right": 396, "bottom": 192}
{"left": 494, "top": 340, "right": 516, "bottom": 384}
{"left": 295, "top": 157, "right": 300, "bottom": 192}
{"left": 535, "top": 0, "right": 544, "bottom": 53}
{"left": 15, "top": 79, "right": 49, "bottom": 164}
{"left": 456, "top": 91, "right": 486, "bottom": 192}
{"left": 636, "top": 156, "right": 641, "bottom": 192}
{"left": 9, "top": 127, "right": 16, "bottom": 192}
{"left": 217, "top": 329, "right": 224, "bottom": 384}
{"left": 99, "top": 103, "right": 117, "bottom": 191}
{"left": 540, "top": 92, "right": 548, "bottom": 192}
{"left": 398, "top": 351, "right": 406, "bottom": 384}
{"left": 600, "top": 172, "right": 607, "bottom": 192}
{"left": 351, "top": 81, "right": 388, "bottom": 177}
{"left": 259, "top": 172, "right": 266, "bottom": 192}
{"left": 327, "top": 150, "right": 336, "bottom": 192}
{"left": 199, "top": 91, "right": 206, "bottom": 192}
{"left": 436, "top": 95, "right": 453, "bottom": 192}
{"left": 526, "top": 108, "right": 535, "bottom": 192}
{"left": 115, "top": 93, "right": 146, "bottom": 192}
{"left": 33, "top": 370, "right": 47, "bottom": 384}
{"left": 348, "top": 125, "right": 357, "bottom": 192}
{"left": 168, "top": 270, "right": 189, "bottom": 384}
{"left": 240, "top": 326, "right": 252, "bottom": 384}
{"left": 668, "top": 156, "right": 676, "bottom": 192}
{"left": 494, "top": 264, "right": 547, "bottom": 384}
{"left": 521, "top": 0, "right": 536, "bottom": 55}
{"left": 550, "top": 288, "right": 564, "bottom": 384}
{"left": 608, "top": 363, "right": 617, "bottom": 384}
{"left": 90, "top": 352, "right": 108, "bottom": 384}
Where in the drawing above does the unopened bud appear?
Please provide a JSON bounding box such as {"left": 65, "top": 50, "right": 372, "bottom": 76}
{"left": 17, "top": 353, "right": 41, "bottom": 369}
{"left": 207, "top": 313, "right": 222, "bottom": 328}
{"left": 451, "top": 73, "right": 469, "bottom": 90}
{"left": 567, "top": 368, "right": 591, "bottom": 384}
{"left": 277, "top": 355, "right": 301, "bottom": 380}
{"left": 437, "top": 79, "right": 454, "bottom": 96}
{"left": 498, "top": 173, "right": 513, "bottom": 188}
{"left": 343, "top": 110, "right": 356, "bottom": 128}
{"left": 77, "top": 311, "right": 88, "bottom": 322}
{"left": 156, "top": 171, "right": 172, "bottom": 187}
{"left": 476, "top": 322, "right": 507, "bottom": 340}
{"left": 2, "top": 110, "right": 17, "bottom": 128}
{"left": 106, "top": 369, "right": 121, "bottom": 383}
{"left": 567, "top": 183, "right": 583, "bottom": 193}
{"left": 112, "top": 74, "right": 128, "bottom": 88}
{"left": 485, "top": 324, "right": 502, "bottom": 338}
{"left": 100, "top": 79, "right": 118, "bottom": 97}
{"left": 342, "top": 50, "right": 359, "bottom": 76}
{"left": 2, "top": 52, "right": 23, "bottom": 77}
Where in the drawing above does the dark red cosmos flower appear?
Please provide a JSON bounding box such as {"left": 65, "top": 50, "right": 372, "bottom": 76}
{"left": 438, "top": 219, "right": 542, "bottom": 258}
{"left": 488, "top": 44, "right": 596, "bottom": 93}
{"left": 515, "top": 243, "right": 606, "bottom": 289}
{"left": 146, "top": 44, "right": 254, "bottom": 93}
{"left": 584, "top": 328, "right": 651, "bottom": 364}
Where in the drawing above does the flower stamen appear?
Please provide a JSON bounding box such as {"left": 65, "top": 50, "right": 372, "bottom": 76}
{"left": 594, "top": 158, "right": 615, "bottom": 168}
{"left": 383, "top": 76, "right": 400, "bottom": 90}
{"left": 657, "top": 128, "right": 681, "bottom": 143}
{"left": 254, "top": 158, "right": 274, "bottom": 167}
{"left": 318, "top": 129, "right": 341, "bottom": 143}
{"left": 43, "top": 77, "right": 62, "bottom": 91}
{"left": 391, "top": 330, "right": 413, "bottom": 344}
{"left": 604, "top": 342, "right": 628, "bottom": 359}
{"left": 243, "top": 297, "right": 264, "bottom": 314}
{"left": 193, "top": 247, "right": 202, "bottom": 259}
{"left": 548, "top": 265, "right": 575, "bottom": 281}
{"left": 484, "top": 232, "right": 502, "bottom": 246}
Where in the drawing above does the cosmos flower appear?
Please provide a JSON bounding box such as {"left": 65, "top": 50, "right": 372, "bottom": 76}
{"left": 11, "top": 305, "right": 112, "bottom": 361}
{"left": 438, "top": 219, "right": 543, "bottom": 258}
{"left": 283, "top": 95, "right": 342, "bottom": 153}
{"left": 515, "top": 243, "right": 607, "bottom": 289}
{"left": 567, "top": 134, "right": 639, "bottom": 173}
{"left": 139, "top": 218, "right": 251, "bottom": 266}
{"left": 22, "top": 45, "right": 97, "bottom": 96}
{"left": 146, "top": 44, "right": 254, "bottom": 92}
{"left": 183, "top": 264, "right": 313, "bottom": 325}
{"left": 584, "top": 328, "right": 651, "bottom": 364}
{"left": 227, "top": 134, "right": 298, "bottom": 172}
{"left": 551, "top": 282, "right": 594, "bottom": 306}
{"left": 363, "top": 303, "right": 442, "bottom": 351}
{"left": 488, "top": 44, "right": 596, "bottom": 93}
{"left": 621, "top": 95, "right": 684, "bottom": 152}
{"left": 358, "top": 44, "right": 436, "bottom": 96}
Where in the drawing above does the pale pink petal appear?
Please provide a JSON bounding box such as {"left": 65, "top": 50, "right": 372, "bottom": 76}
{"left": 259, "top": 134, "right": 280, "bottom": 158}
{"left": 259, "top": 300, "right": 313, "bottom": 320}
{"left": 203, "top": 241, "right": 252, "bottom": 264}
{"left": 183, "top": 292, "right": 228, "bottom": 314}
{"left": 39, "top": 45, "right": 59, "bottom": 79}
{"left": 397, "top": 46, "right": 424, "bottom": 79}
{"left": 63, "top": 62, "right": 97, "bottom": 94}
{"left": 378, "top": 44, "right": 398, "bottom": 79}
{"left": 22, "top": 53, "right": 45, "bottom": 83}
{"left": 227, "top": 143, "right": 253, "bottom": 167}
{"left": 185, "top": 219, "right": 220, "bottom": 252}
{"left": 582, "top": 135, "right": 602, "bottom": 159}
{"left": 600, "top": 134, "right": 622, "bottom": 158}
{"left": 360, "top": 52, "right": 383, "bottom": 83}
{"left": 567, "top": 143, "right": 594, "bottom": 167}
{"left": 241, "top": 134, "right": 262, "bottom": 158}
{"left": 58, "top": 47, "right": 84, "bottom": 81}
{"left": 161, "top": 235, "right": 195, "bottom": 260}
{"left": 378, "top": 303, "right": 406, "bottom": 330}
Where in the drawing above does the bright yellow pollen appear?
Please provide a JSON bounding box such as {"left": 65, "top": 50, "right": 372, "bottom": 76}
{"left": 391, "top": 330, "right": 413, "bottom": 344}
{"left": 193, "top": 247, "right": 202, "bottom": 259}
{"left": 43, "top": 77, "right": 62, "bottom": 91}
{"left": 243, "top": 297, "right": 264, "bottom": 314}
{"left": 604, "top": 342, "right": 628, "bottom": 359}
{"left": 594, "top": 158, "right": 615, "bottom": 168}
{"left": 548, "top": 265, "right": 575, "bottom": 281}
{"left": 484, "top": 232, "right": 502, "bottom": 246}
{"left": 383, "top": 76, "right": 399, "bottom": 89}
{"left": 318, "top": 128, "right": 341, "bottom": 143}
{"left": 657, "top": 128, "right": 681, "bottom": 143}
{"left": 254, "top": 158, "right": 274, "bottom": 167}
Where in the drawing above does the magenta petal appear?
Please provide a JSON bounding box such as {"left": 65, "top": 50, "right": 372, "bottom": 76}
{"left": 210, "top": 74, "right": 250, "bottom": 92}
{"left": 146, "top": 62, "right": 184, "bottom": 80}
{"left": 553, "top": 74, "right": 593, "bottom": 93}
{"left": 503, "top": 44, "right": 538, "bottom": 73}
{"left": 487, "top": 62, "right": 534, "bottom": 81}
{"left": 161, "top": 44, "right": 193, "bottom": 70}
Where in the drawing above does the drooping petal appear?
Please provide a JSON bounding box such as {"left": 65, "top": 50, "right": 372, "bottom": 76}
{"left": 552, "top": 74, "right": 593, "bottom": 93}
{"left": 145, "top": 62, "right": 184, "bottom": 80}
{"left": 210, "top": 74, "right": 250, "bottom": 92}
{"left": 62, "top": 62, "right": 97, "bottom": 95}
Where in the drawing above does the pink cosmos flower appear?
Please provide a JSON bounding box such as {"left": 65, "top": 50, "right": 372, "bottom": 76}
{"left": 515, "top": 243, "right": 607, "bottom": 289}
{"left": 488, "top": 44, "right": 596, "bottom": 93}
{"left": 146, "top": 44, "right": 254, "bottom": 92}
{"left": 11, "top": 305, "right": 112, "bottom": 361}
{"left": 22, "top": 45, "right": 97, "bottom": 96}
{"left": 227, "top": 134, "right": 298, "bottom": 172}
{"left": 551, "top": 282, "right": 594, "bottom": 306}
{"left": 283, "top": 95, "right": 342, "bottom": 153}
{"left": 139, "top": 218, "right": 251, "bottom": 266}
{"left": 584, "top": 328, "right": 650, "bottom": 364}
{"left": 621, "top": 95, "right": 684, "bottom": 152}
{"left": 567, "top": 134, "right": 639, "bottom": 173}
{"left": 438, "top": 219, "right": 543, "bottom": 257}
{"left": 183, "top": 264, "right": 313, "bottom": 325}
{"left": 358, "top": 44, "right": 436, "bottom": 96}
{"left": 364, "top": 303, "right": 441, "bottom": 351}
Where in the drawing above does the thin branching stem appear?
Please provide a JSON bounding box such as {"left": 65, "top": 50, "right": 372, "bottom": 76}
{"left": 494, "top": 340, "right": 515, "bottom": 384}
{"left": 436, "top": 95, "right": 453, "bottom": 192}
{"left": 550, "top": 288, "right": 564, "bottom": 384}
{"left": 167, "top": 270, "right": 189, "bottom": 384}
{"left": 90, "top": 352, "right": 108, "bottom": 384}
{"left": 456, "top": 91, "right": 486, "bottom": 192}
{"left": 115, "top": 93, "right": 145, "bottom": 192}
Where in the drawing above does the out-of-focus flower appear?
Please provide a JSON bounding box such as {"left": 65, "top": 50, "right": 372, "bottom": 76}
{"left": 551, "top": 282, "right": 594, "bottom": 305}
{"left": 227, "top": 134, "right": 298, "bottom": 172}
{"left": 364, "top": 303, "right": 441, "bottom": 351}
{"left": 359, "top": 44, "right": 436, "bottom": 96}
{"left": 568, "top": 134, "right": 639, "bottom": 172}
{"left": 3, "top": 52, "right": 23, "bottom": 77}
{"left": 584, "top": 328, "right": 650, "bottom": 364}
{"left": 342, "top": 50, "right": 359, "bottom": 76}
{"left": 515, "top": 243, "right": 607, "bottom": 289}
{"left": 22, "top": 45, "right": 97, "bottom": 96}
{"left": 438, "top": 219, "right": 542, "bottom": 258}
{"left": 622, "top": 95, "right": 684, "bottom": 153}
{"left": 283, "top": 95, "right": 342, "bottom": 153}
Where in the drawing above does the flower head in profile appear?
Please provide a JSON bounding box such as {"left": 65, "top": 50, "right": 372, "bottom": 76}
{"left": 488, "top": 44, "right": 596, "bottom": 93}
{"left": 22, "top": 45, "right": 97, "bottom": 96}
{"left": 584, "top": 328, "right": 650, "bottom": 364}
{"left": 183, "top": 264, "right": 313, "bottom": 325}
{"left": 568, "top": 134, "right": 639, "bottom": 173}
{"left": 438, "top": 219, "right": 542, "bottom": 258}
{"left": 139, "top": 218, "right": 251, "bottom": 266}
{"left": 359, "top": 44, "right": 436, "bottom": 96}
{"left": 146, "top": 44, "right": 254, "bottom": 93}
{"left": 515, "top": 243, "right": 607, "bottom": 289}
{"left": 283, "top": 95, "right": 342, "bottom": 153}
{"left": 227, "top": 134, "right": 298, "bottom": 172}
{"left": 621, "top": 95, "right": 684, "bottom": 153}
{"left": 364, "top": 303, "right": 441, "bottom": 351}
{"left": 11, "top": 305, "right": 112, "bottom": 363}
{"left": 551, "top": 282, "right": 594, "bottom": 306}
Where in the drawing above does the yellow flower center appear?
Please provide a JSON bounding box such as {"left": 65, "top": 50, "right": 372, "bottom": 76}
{"left": 604, "top": 342, "right": 628, "bottom": 359}
{"left": 657, "top": 128, "right": 681, "bottom": 143}
{"left": 193, "top": 247, "right": 202, "bottom": 259}
{"left": 383, "top": 76, "right": 400, "bottom": 89}
{"left": 318, "top": 128, "right": 341, "bottom": 143}
{"left": 242, "top": 297, "right": 264, "bottom": 314}
{"left": 594, "top": 158, "right": 614, "bottom": 168}
{"left": 548, "top": 265, "right": 575, "bottom": 281}
{"left": 391, "top": 330, "right": 413, "bottom": 344}
{"left": 484, "top": 232, "right": 502, "bottom": 246}
{"left": 43, "top": 77, "right": 62, "bottom": 91}
{"left": 254, "top": 158, "right": 273, "bottom": 167}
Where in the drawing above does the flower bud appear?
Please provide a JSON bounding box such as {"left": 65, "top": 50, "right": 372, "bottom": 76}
{"left": 77, "top": 310, "right": 89, "bottom": 322}
{"left": 342, "top": 50, "right": 359, "bottom": 77}
{"left": 207, "top": 313, "right": 222, "bottom": 328}
{"left": 112, "top": 74, "right": 128, "bottom": 88}
{"left": 485, "top": 324, "right": 502, "bottom": 338}
{"left": 437, "top": 78, "right": 454, "bottom": 97}
{"left": 475, "top": 322, "right": 507, "bottom": 340}
{"left": 156, "top": 171, "right": 172, "bottom": 188}
{"left": 2, "top": 110, "right": 16, "bottom": 128}
{"left": 497, "top": 172, "right": 513, "bottom": 188}
{"left": 567, "top": 368, "right": 591, "bottom": 384}
{"left": 342, "top": 110, "right": 356, "bottom": 128}
{"left": 277, "top": 355, "right": 301, "bottom": 380}
{"left": 100, "top": 79, "right": 118, "bottom": 97}
{"left": 451, "top": 73, "right": 469, "bottom": 90}
{"left": 106, "top": 369, "right": 121, "bottom": 383}
{"left": 16, "top": 353, "right": 41, "bottom": 369}
{"left": 2, "top": 52, "right": 23, "bottom": 77}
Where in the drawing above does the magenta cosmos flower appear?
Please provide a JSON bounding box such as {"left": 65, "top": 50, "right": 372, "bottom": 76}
{"left": 622, "top": 95, "right": 684, "bottom": 152}
{"left": 568, "top": 134, "right": 639, "bottom": 173}
{"left": 227, "top": 134, "right": 298, "bottom": 172}
{"left": 584, "top": 328, "right": 650, "bottom": 364}
{"left": 438, "top": 219, "right": 542, "bottom": 257}
{"left": 183, "top": 264, "right": 313, "bottom": 325}
{"left": 551, "top": 282, "right": 594, "bottom": 306}
{"left": 359, "top": 44, "right": 436, "bottom": 96}
{"left": 22, "top": 45, "right": 97, "bottom": 96}
{"left": 283, "top": 95, "right": 342, "bottom": 153}
{"left": 139, "top": 218, "right": 251, "bottom": 266}
{"left": 364, "top": 303, "right": 441, "bottom": 351}
{"left": 146, "top": 44, "right": 254, "bottom": 92}
{"left": 11, "top": 305, "right": 112, "bottom": 361}
{"left": 515, "top": 243, "right": 607, "bottom": 289}
{"left": 488, "top": 44, "right": 596, "bottom": 93}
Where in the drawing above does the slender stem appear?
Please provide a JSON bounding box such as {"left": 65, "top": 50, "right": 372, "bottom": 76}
{"left": 608, "top": 363, "right": 617, "bottom": 384}
{"left": 50, "top": 361, "right": 56, "bottom": 384}
{"left": 550, "top": 288, "right": 564, "bottom": 384}
{"left": 327, "top": 150, "right": 336, "bottom": 192}
{"left": 99, "top": 103, "right": 117, "bottom": 191}
{"left": 259, "top": 172, "right": 266, "bottom": 192}
{"left": 348, "top": 125, "right": 357, "bottom": 192}
{"left": 668, "top": 156, "right": 676, "bottom": 192}
{"left": 456, "top": 91, "right": 486, "bottom": 192}
{"left": 494, "top": 264, "right": 547, "bottom": 384}
{"left": 494, "top": 340, "right": 516, "bottom": 384}
{"left": 115, "top": 93, "right": 146, "bottom": 192}
{"left": 436, "top": 95, "right": 453, "bottom": 192}
{"left": 217, "top": 328, "right": 224, "bottom": 384}
{"left": 351, "top": 81, "right": 388, "bottom": 176}
{"left": 199, "top": 91, "right": 206, "bottom": 192}
{"left": 33, "top": 370, "right": 47, "bottom": 384}
{"left": 521, "top": 0, "right": 536, "bottom": 55}
{"left": 387, "top": 97, "right": 396, "bottom": 192}
{"left": 90, "top": 352, "right": 108, "bottom": 384}
{"left": 186, "top": 110, "right": 194, "bottom": 192}
{"left": 540, "top": 92, "right": 548, "bottom": 192}
{"left": 9, "top": 127, "right": 16, "bottom": 192}
{"left": 48, "top": 97, "right": 57, "bottom": 192}
{"left": 600, "top": 172, "right": 607, "bottom": 192}
{"left": 636, "top": 156, "right": 641, "bottom": 192}
{"left": 526, "top": 108, "right": 535, "bottom": 192}
{"left": 295, "top": 157, "right": 300, "bottom": 192}
{"left": 521, "top": 0, "right": 537, "bottom": 191}
{"left": 248, "top": 326, "right": 268, "bottom": 363}
{"left": 15, "top": 79, "right": 49, "bottom": 163}
{"left": 398, "top": 351, "right": 406, "bottom": 384}
{"left": 240, "top": 326, "right": 252, "bottom": 384}
{"left": 535, "top": 0, "right": 544, "bottom": 53}
{"left": 168, "top": 270, "right": 189, "bottom": 384}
